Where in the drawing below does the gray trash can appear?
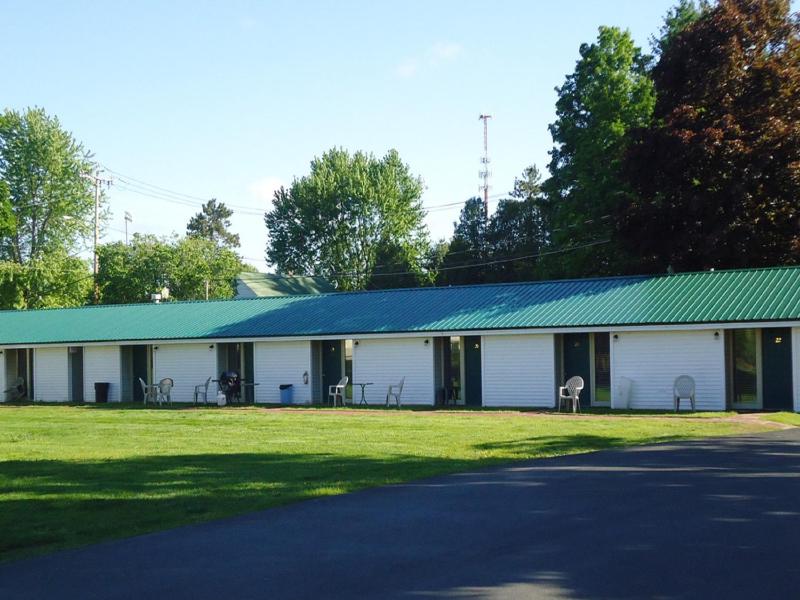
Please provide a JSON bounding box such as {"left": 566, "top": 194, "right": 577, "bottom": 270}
{"left": 279, "top": 384, "right": 293, "bottom": 404}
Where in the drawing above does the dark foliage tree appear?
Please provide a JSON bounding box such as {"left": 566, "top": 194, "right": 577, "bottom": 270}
{"left": 186, "top": 198, "right": 240, "bottom": 249}
{"left": 437, "top": 197, "right": 489, "bottom": 286}
{"left": 486, "top": 166, "right": 549, "bottom": 282}
{"left": 620, "top": 0, "right": 800, "bottom": 272}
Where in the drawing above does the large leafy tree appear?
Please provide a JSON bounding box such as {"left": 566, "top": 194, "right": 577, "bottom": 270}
{"left": 544, "top": 26, "right": 656, "bottom": 277}
{"left": 97, "top": 234, "right": 244, "bottom": 304}
{"left": 265, "top": 148, "right": 430, "bottom": 290}
{"left": 186, "top": 198, "right": 240, "bottom": 249}
{"left": 620, "top": 0, "right": 800, "bottom": 271}
{"left": 0, "top": 107, "right": 97, "bottom": 308}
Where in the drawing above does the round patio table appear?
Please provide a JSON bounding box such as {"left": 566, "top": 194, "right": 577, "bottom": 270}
{"left": 352, "top": 382, "right": 373, "bottom": 405}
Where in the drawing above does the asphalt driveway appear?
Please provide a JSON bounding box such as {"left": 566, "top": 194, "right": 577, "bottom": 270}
{"left": 2, "top": 428, "right": 800, "bottom": 599}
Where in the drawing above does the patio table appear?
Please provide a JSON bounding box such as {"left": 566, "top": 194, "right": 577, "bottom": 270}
{"left": 352, "top": 382, "right": 373, "bottom": 405}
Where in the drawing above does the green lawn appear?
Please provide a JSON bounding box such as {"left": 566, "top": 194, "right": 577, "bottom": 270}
{"left": 0, "top": 404, "right": 772, "bottom": 562}
{"left": 759, "top": 412, "right": 800, "bottom": 427}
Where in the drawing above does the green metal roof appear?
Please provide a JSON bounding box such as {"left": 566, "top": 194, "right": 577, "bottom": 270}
{"left": 1, "top": 266, "right": 799, "bottom": 345}
{"left": 235, "top": 272, "right": 335, "bottom": 297}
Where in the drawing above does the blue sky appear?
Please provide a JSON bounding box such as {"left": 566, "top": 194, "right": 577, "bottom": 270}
{"left": 4, "top": 0, "right": 686, "bottom": 269}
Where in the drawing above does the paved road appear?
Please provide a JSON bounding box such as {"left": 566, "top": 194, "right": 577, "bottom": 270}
{"left": 2, "top": 429, "right": 800, "bottom": 599}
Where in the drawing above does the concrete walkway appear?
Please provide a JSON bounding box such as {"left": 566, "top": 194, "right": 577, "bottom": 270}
{"left": 2, "top": 429, "right": 800, "bottom": 599}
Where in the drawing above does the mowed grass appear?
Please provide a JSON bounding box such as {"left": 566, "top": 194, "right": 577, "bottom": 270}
{"left": 760, "top": 412, "right": 800, "bottom": 427}
{"left": 0, "top": 404, "right": 771, "bottom": 562}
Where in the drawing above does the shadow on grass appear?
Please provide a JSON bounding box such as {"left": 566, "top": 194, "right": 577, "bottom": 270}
{"left": 3, "top": 432, "right": 800, "bottom": 600}
{"left": 0, "top": 433, "right": 637, "bottom": 562}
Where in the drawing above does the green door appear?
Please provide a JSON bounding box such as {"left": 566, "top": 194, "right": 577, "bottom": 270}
{"left": 563, "top": 333, "right": 591, "bottom": 407}
{"left": 762, "top": 328, "right": 793, "bottom": 410}
{"left": 463, "top": 335, "right": 482, "bottom": 407}
{"left": 132, "top": 345, "right": 149, "bottom": 402}
{"left": 321, "top": 340, "right": 343, "bottom": 403}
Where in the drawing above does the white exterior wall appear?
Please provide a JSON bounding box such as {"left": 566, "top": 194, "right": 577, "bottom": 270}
{"left": 153, "top": 343, "right": 217, "bottom": 403}
{"left": 353, "top": 337, "right": 434, "bottom": 405}
{"left": 793, "top": 327, "right": 800, "bottom": 412}
{"left": 253, "top": 340, "right": 312, "bottom": 404}
{"left": 611, "top": 330, "right": 725, "bottom": 410}
{"left": 83, "top": 345, "right": 122, "bottom": 403}
{"left": 33, "top": 347, "right": 69, "bottom": 402}
{"left": 483, "top": 334, "right": 556, "bottom": 407}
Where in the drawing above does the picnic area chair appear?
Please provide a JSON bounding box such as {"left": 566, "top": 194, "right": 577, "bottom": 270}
{"left": 386, "top": 377, "right": 405, "bottom": 408}
{"left": 4, "top": 376, "right": 25, "bottom": 401}
{"left": 138, "top": 377, "right": 156, "bottom": 405}
{"left": 673, "top": 375, "right": 696, "bottom": 412}
{"left": 328, "top": 376, "right": 348, "bottom": 407}
{"left": 194, "top": 376, "right": 212, "bottom": 405}
{"left": 157, "top": 378, "right": 174, "bottom": 405}
{"left": 558, "top": 376, "right": 584, "bottom": 413}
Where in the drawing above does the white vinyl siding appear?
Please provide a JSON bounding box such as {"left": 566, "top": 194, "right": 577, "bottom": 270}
{"left": 353, "top": 337, "right": 434, "bottom": 405}
{"left": 483, "top": 334, "right": 556, "bottom": 407}
{"left": 253, "top": 340, "right": 312, "bottom": 404}
{"left": 611, "top": 330, "right": 725, "bottom": 410}
{"left": 33, "top": 347, "right": 69, "bottom": 402}
{"left": 83, "top": 345, "right": 122, "bottom": 403}
{"left": 153, "top": 343, "right": 217, "bottom": 403}
{"left": 793, "top": 328, "right": 800, "bottom": 412}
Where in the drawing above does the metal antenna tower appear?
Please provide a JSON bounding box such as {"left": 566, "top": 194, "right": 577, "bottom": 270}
{"left": 478, "top": 114, "right": 492, "bottom": 216}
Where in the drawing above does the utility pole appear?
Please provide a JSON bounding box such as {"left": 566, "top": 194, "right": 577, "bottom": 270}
{"left": 478, "top": 114, "right": 492, "bottom": 217}
{"left": 205, "top": 279, "right": 210, "bottom": 301}
{"left": 124, "top": 211, "right": 132, "bottom": 245}
{"left": 81, "top": 168, "right": 113, "bottom": 303}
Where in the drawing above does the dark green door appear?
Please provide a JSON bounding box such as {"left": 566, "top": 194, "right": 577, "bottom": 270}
{"left": 463, "top": 335, "right": 482, "bottom": 407}
{"left": 243, "top": 343, "right": 255, "bottom": 403}
{"left": 69, "top": 348, "right": 84, "bottom": 402}
{"left": 321, "top": 340, "right": 343, "bottom": 403}
{"left": 563, "top": 333, "right": 592, "bottom": 407}
{"left": 132, "top": 345, "right": 148, "bottom": 402}
{"left": 762, "top": 328, "right": 793, "bottom": 410}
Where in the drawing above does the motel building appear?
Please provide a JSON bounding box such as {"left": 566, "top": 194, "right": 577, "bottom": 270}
{"left": 0, "top": 265, "right": 798, "bottom": 412}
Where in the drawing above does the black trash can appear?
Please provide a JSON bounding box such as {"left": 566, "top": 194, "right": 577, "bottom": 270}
{"left": 94, "top": 382, "right": 110, "bottom": 404}
{"left": 279, "top": 384, "right": 293, "bottom": 404}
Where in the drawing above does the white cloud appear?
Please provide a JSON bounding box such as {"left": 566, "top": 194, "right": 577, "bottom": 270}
{"left": 394, "top": 42, "right": 463, "bottom": 78}
{"left": 248, "top": 176, "right": 285, "bottom": 204}
{"left": 429, "top": 42, "right": 463, "bottom": 64}
{"left": 395, "top": 59, "right": 419, "bottom": 78}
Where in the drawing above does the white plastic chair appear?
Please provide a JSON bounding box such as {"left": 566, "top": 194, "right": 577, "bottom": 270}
{"left": 138, "top": 377, "right": 156, "bottom": 405}
{"left": 4, "top": 376, "right": 25, "bottom": 401}
{"left": 558, "top": 376, "right": 584, "bottom": 413}
{"left": 157, "top": 378, "right": 174, "bottom": 405}
{"left": 194, "top": 376, "right": 212, "bottom": 405}
{"left": 328, "top": 376, "right": 348, "bottom": 407}
{"left": 386, "top": 377, "right": 405, "bottom": 408}
{"left": 674, "top": 375, "right": 696, "bottom": 412}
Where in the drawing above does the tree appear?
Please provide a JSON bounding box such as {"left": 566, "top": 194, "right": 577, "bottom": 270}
{"left": 620, "top": 0, "right": 800, "bottom": 272}
{"left": 186, "top": 198, "right": 240, "bottom": 249}
{"left": 486, "top": 166, "right": 549, "bottom": 282}
{"left": 0, "top": 107, "right": 97, "bottom": 308}
{"left": 652, "top": 0, "right": 709, "bottom": 58}
{"left": 544, "top": 26, "right": 656, "bottom": 277}
{"left": 265, "top": 148, "right": 430, "bottom": 290}
{"left": 169, "top": 236, "right": 243, "bottom": 300}
{"left": 438, "top": 197, "right": 489, "bottom": 286}
{"left": 96, "top": 235, "right": 174, "bottom": 304}
{"left": 97, "top": 234, "right": 244, "bottom": 304}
